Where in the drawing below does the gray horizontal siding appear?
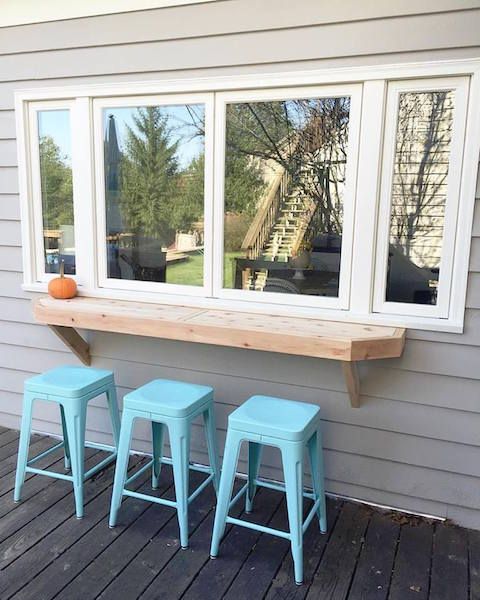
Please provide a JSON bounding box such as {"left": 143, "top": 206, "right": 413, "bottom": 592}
{"left": 0, "top": 11, "right": 480, "bottom": 84}
{"left": 467, "top": 273, "right": 480, "bottom": 307}
{"left": 0, "top": 1, "right": 479, "bottom": 530}
{"left": 0, "top": 220, "right": 21, "bottom": 246}
{"left": 0, "top": 197, "right": 20, "bottom": 221}
{"left": 0, "top": 167, "right": 18, "bottom": 194}
{"left": 470, "top": 238, "right": 480, "bottom": 272}
{"left": 0, "top": 247, "right": 22, "bottom": 272}
{"left": 0, "top": 114, "right": 15, "bottom": 139}
{"left": 1, "top": 0, "right": 478, "bottom": 56}
{"left": 0, "top": 139, "right": 16, "bottom": 165}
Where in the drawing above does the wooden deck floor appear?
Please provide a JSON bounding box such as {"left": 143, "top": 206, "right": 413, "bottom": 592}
{"left": 0, "top": 426, "right": 477, "bottom": 600}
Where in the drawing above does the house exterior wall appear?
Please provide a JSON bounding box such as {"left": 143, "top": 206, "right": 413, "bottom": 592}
{"left": 1, "top": 0, "right": 480, "bottom": 527}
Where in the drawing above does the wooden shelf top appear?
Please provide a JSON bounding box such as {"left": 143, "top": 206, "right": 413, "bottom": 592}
{"left": 33, "top": 296, "right": 405, "bottom": 362}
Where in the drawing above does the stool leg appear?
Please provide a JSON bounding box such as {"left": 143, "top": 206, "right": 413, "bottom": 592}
{"left": 245, "top": 442, "right": 262, "bottom": 513}
{"left": 62, "top": 402, "right": 87, "bottom": 519}
{"left": 307, "top": 429, "right": 327, "bottom": 533}
{"left": 60, "top": 405, "right": 71, "bottom": 471}
{"left": 210, "top": 429, "right": 242, "bottom": 558}
{"left": 202, "top": 405, "right": 220, "bottom": 493}
{"left": 282, "top": 443, "right": 304, "bottom": 585}
{"left": 169, "top": 420, "right": 191, "bottom": 549}
{"left": 109, "top": 409, "right": 135, "bottom": 528}
{"left": 151, "top": 421, "right": 164, "bottom": 490}
{"left": 106, "top": 384, "right": 121, "bottom": 449}
{"left": 14, "top": 392, "right": 35, "bottom": 502}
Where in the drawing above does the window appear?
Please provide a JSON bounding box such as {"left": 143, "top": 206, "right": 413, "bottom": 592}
{"left": 27, "top": 103, "right": 76, "bottom": 280}
{"left": 374, "top": 78, "right": 469, "bottom": 318}
{"left": 216, "top": 85, "right": 361, "bottom": 310}
{"left": 17, "top": 64, "right": 480, "bottom": 332}
{"left": 93, "top": 94, "right": 213, "bottom": 296}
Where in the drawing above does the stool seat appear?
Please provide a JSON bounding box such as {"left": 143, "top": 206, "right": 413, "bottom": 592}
{"left": 124, "top": 379, "right": 213, "bottom": 418}
{"left": 25, "top": 366, "right": 114, "bottom": 399}
{"left": 229, "top": 395, "right": 320, "bottom": 441}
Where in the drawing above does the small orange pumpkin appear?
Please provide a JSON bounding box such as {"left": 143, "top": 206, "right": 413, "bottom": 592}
{"left": 48, "top": 261, "right": 77, "bottom": 299}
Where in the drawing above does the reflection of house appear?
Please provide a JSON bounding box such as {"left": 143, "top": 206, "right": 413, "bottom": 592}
{"left": 43, "top": 225, "right": 75, "bottom": 274}
{"left": 389, "top": 91, "right": 453, "bottom": 271}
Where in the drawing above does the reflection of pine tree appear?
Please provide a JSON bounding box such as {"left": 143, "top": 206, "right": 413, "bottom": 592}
{"left": 225, "top": 152, "right": 265, "bottom": 216}
{"left": 120, "top": 107, "right": 179, "bottom": 243}
{"left": 39, "top": 135, "right": 73, "bottom": 229}
{"left": 172, "top": 153, "right": 205, "bottom": 232}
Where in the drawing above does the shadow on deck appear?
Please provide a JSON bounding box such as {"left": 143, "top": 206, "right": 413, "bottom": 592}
{"left": 0, "top": 426, "right": 476, "bottom": 599}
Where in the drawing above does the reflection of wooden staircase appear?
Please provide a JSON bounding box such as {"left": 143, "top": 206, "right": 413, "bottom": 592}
{"left": 241, "top": 167, "right": 317, "bottom": 291}
{"left": 263, "top": 193, "right": 315, "bottom": 262}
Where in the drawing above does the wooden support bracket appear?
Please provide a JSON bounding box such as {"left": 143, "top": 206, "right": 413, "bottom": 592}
{"left": 49, "top": 325, "right": 91, "bottom": 366}
{"left": 341, "top": 362, "right": 360, "bottom": 408}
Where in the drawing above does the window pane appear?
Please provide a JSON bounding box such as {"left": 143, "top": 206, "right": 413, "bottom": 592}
{"left": 38, "top": 110, "right": 74, "bottom": 275}
{"left": 103, "top": 104, "right": 205, "bottom": 286}
{"left": 223, "top": 96, "right": 350, "bottom": 297}
{"left": 386, "top": 90, "right": 454, "bottom": 305}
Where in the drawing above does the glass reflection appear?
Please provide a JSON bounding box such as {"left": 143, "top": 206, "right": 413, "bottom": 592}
{"left": 223, "top": 96, "right": 351, "bottom": 297}
{"left": 104, "top": 104, "right": 205, "bottom": 286}
{"left": 38, "top": 109, "right": 74, "bottom": 274}
{"left": 386, "top": 90, "right": 454, "bottom": 305}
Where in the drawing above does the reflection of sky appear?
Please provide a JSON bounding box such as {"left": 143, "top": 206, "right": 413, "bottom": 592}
{"left": 104, "top": 104, "right": 204, "bottom": 169}
{"left": 38, "top": 110, "right": 72, "bottom": 164}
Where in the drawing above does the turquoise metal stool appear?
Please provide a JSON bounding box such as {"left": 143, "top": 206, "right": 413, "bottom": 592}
{"left": 109, "top": 379, "right": 220, "bottom": 549}
{"left": 14, "top": 366, "right": 121, "bottom": 519}
{"left": 210, "top": 395, "right": 327, "bottom": 585}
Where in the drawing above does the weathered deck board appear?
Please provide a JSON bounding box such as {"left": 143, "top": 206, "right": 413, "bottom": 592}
{"left": 98, "top": 472, "right": 219, "bottom": 600}
{"left": 430, "top": 525, "right": 469, "bottom": 600}
{"left": 347, "top": 511, "right": 400, "bottom": 599}
{"left": 388, "top": 521, "right": 434, "bottom": 600}
{"left": 0, "top": 431, "right": 476, "bottom": 600}
{"left": 305, "top": 502, "right": 371, "bottom": 599}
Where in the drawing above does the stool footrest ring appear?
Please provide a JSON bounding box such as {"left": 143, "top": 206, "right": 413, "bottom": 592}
{"left": 188, "top": 473, "right": 214, "bottom": 504}
{"left": 26, "top": 441, "right": 65, "bottom": 466}
{"left": 253, "top": 477, "right": 315, "bottom": 500}
{"left": 125, "top": 459, "right": 155, "bottom": 486}
{"left": 123, "top": 489, "right": 177, "bottom": 508}
{"left": 226, "top": 516, "right": 291, "bottom": 540}
{"left": 123, "top": 461, "right": 216, "bottom": 507}
{"left": 25, "top": 466, "right": 73, "bottom": 482}
{"left": 26, "top": 450, "right": 117, "bottom": 483}
{"left": 229, "top": 483, "right": 248, "bottom": 510}
{"left": 83, "top": 452, "right": 117, "bottom": 480}
{"left": 303, "top": 498, "right": 322, "bottom": 534}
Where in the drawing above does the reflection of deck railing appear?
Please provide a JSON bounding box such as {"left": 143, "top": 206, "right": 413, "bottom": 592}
{"left": 241, "top": 168, "right": 290, "bottom": 259}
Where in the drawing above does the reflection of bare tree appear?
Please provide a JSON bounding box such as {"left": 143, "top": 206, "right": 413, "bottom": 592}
{"left": 390, "top": 91, "right": 453, "bottom": 268}
{"left": 226, "top": 98, "right": 350, "bottom": 236}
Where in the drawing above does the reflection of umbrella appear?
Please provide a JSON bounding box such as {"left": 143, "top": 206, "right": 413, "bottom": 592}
{"left": 105, "top": 114, "right": 123, "bottom": 234}
{"left": 105, "top": 114, "right": 124, "bottom": 278}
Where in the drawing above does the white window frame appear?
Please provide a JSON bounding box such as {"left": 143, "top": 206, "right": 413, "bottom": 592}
{"left": 24, "top": 100, "right": 78, "bottom": 284}
{"left": 15, "top": 58, "right": 480, "bottom": 333}
{"left": 373, "top": 77, "right": 470, "bottom": 319}
{"left": 92, "top": 93, "right": 215, "bottom": 298}
{"left": 212, "top": 84, "right": 362, "bottom": 311}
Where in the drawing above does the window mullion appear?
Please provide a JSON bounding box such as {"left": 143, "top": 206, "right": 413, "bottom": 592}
{"left": 71, "top": 97, "right": 96, "bottom": 290}
{"left": 349, "top": 80, "right": 386, "bottom": 316}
